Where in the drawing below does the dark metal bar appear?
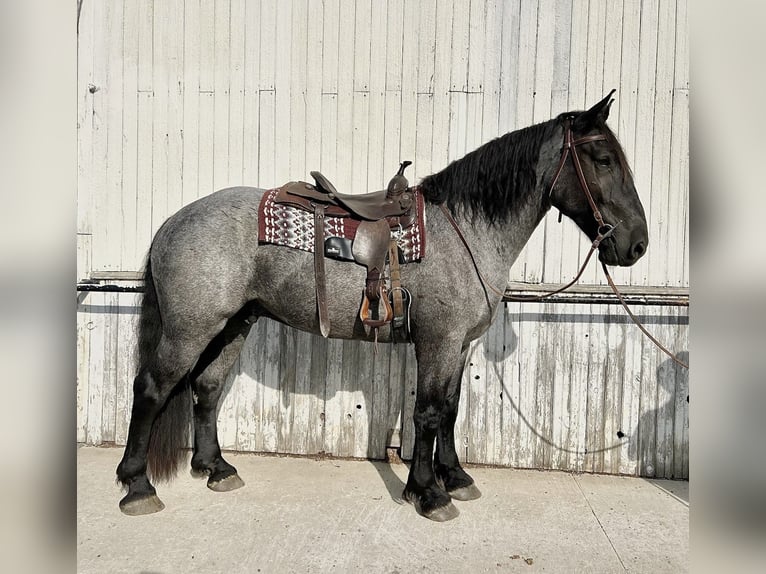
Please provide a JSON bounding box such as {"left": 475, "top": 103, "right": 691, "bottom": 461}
{"left": 77, "top": 284, "right": 144, "bottom": 293}
{"left": 77, "top": 281, "right": 689, "bottom": 306}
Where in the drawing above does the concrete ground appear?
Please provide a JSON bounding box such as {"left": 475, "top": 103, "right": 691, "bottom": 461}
{"left": 77, "top": 446, "right": 688, "bottom": 573}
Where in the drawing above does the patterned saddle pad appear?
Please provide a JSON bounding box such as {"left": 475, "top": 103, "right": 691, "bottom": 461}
{"left": 257, "top": 186, "right": 427, "bottom": 263}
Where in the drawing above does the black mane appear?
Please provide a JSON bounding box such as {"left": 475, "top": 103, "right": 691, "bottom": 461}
{"left": 419, "top": 113, "right": 631, "bottom": 225}
{"left": 419, "top": 117, "right": 563, "bottom": 225}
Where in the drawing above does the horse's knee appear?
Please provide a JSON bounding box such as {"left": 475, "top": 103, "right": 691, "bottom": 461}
{"left": 413, "top": 404, "right": 442, "bottom": 432}
{"left": 193, "top": 375, "right": 223, "bottom": 399}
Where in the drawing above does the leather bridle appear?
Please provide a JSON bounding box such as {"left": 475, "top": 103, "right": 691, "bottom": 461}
{"left": 440, "top": 121, "right": 689, "bottom": 370}
{"left": 546, "top": 121, "right": 614, "bottom": 238}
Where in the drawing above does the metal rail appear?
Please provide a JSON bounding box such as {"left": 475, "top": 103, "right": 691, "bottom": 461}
{"left": 77, "top": 277, "right": 689, "bottom": 307}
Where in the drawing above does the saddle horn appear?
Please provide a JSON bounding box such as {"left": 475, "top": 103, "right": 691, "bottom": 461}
{"left": 386, "top": 160, "right": 412, "bottom": 199}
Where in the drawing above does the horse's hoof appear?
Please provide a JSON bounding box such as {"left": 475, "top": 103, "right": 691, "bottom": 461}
{"left": 208, "top": 473, "right": 245, "bottom": 492}
{"left": 448, "top": 483, "right": 482, "bottom": 501}
{"left": 190, "top": 467, "right": 209, "bottom": 479}
{"left": 119, "top": 494, "right": 165, "bottom": 516}
{"left": 404, "top": 490, "right": 460, "bottom": 522}
{"left": 423, "top": 501, "right": 460, "bottom": 522}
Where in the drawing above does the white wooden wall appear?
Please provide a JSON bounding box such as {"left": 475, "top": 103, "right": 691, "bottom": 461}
{"left": 77, "top": 0, "right": 689, "bottom": 477}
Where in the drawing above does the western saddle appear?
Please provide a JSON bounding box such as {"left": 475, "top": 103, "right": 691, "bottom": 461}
{"left": 273, "top": 161, "right": 414, "bottom": 340}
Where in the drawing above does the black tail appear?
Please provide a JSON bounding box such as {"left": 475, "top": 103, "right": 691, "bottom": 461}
{"left": 136, "top": 252, "right": 192, "bottom": 483}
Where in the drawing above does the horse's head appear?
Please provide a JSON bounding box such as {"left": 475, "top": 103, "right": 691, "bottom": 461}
{"left": 548, "top": 91, "right": 648, "bottom": 266}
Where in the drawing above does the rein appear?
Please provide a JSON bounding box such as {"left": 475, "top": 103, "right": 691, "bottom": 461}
{"left": 441, "top": 123, "right": 689, "bottom": 370}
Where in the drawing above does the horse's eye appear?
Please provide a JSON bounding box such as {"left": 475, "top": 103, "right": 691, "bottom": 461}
{"left": 596, "top": 157, "right": 611, "bottom": 167}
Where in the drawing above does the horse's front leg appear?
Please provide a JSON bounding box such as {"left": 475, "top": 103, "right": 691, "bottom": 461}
{"left": 403, "top": 342, "right": 464, "bottom": 521}
{"left": 434, "top": 347, "right": 482, "bottom": 501}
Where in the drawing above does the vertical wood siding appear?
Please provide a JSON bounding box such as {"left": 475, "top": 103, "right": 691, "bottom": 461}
{"left": 77, "top": 1, "right": 689, "bottom": 477}
{"left": 77, "top": 295, "right": 688, "bottom": 478}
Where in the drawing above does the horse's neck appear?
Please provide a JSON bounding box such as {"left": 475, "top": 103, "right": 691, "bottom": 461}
{"left": 453, "top": 188, "right": 550, "bottom": 284}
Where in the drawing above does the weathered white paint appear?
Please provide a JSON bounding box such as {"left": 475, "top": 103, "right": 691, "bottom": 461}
{"left": 76, "top": 294, "right": 688, "bottom": 478}
{"left": 76, "top": 1, "right": 689, "bottom": 477}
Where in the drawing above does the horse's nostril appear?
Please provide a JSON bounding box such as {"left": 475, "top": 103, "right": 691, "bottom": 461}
{"left": 632, "top": 241, "right": 646, "bottom": 259}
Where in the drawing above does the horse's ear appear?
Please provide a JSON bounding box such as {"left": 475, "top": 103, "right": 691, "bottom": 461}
{"left": 575, "top": 89, "right": 616, "bottom": 128}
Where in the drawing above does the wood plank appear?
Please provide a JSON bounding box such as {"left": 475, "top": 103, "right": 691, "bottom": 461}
{"left": 289, "top": 0, "right": 308, "bottom": 178}
{"left": 498, "top": 0, "right": 521, "bottom": 133}
{"left": 351, "top": 91, "right": 370, "bottom": 191}
{"left": 335, "top": 0, "right": 356, "bottom": 189}
{"left": 260, "top": 319, "right": 282, "bottom": 452}
{"left": 449, "top": 0, "right": 469, "bottom": 93}
{"left": 480, "top": 0, "right": 502, "bottom": 143}
{"left": 321, "top": 0, "right": 339, "bottom": 95}
{"left": 583, "top": 304, "right": 606, "bottom": 472}
{"left": 532, "top": 302, "right": 554, "bottom": 469}
{"left": 228, "top": 0, "right": 247, "bottom": 186}
{"left": 77, "top": 0, "right": 95, "bottom": 237}
{"left": 367, "top": 0, "right": 387, "bottom": 188}
{"left": 258, "top": 89, "right": 276, "bottom": 185}
{"left": 400, "top": 345, "right": 418, "bottom": 460}
{"left": 415, "top": 93, "right": 434, "bottom": 180}
{"left": 218, "top": 356, "right": 240, "bottom": 450}
{"left": 323, "top": 338, "right": 345, "bottom": 455}
{"left": 150, "top": 0, "right": 169, "bottom": 233}
{"left": 515, "top": 303, "right": 538, "bottom": 468}
{"left": 89, "top": 0, "right": 108, "bottom": 272}
{"left": 242, "top": 0, "right": 261, "bottom": 184}
{"left": 385, "top": 0, "right": 404, "bottom": 92}
{"left": 499, "top": 304, "right": 520, "bottom": 467}
{"left": 115, "top": 293, "right": 139, "bottom": 445}
{"left": 181, "top": 0, "right": 201, "bottom": 203}
{"left": 601, "top": 304, "right": 624, "bottom": 474}
{"left": 236, "top": 325, "right": 260, "bottom": 452}
{"left": 308, "top": 334, "right": 331, "bottom": 454}
{"left": 305, "top": 0, "right": 324, "bottom": 174}
{"left": 274, "top": 0, "right": 292, "bottom": 182}
{"left": 212, "top": 0, "right": 231, "bottom": 190}
{"left": 166, "top": 0, "right": 185, "bottom": 218}
{"left": 645, "top": 0, "right": 676, "bottom": 288}
{"left": 467, "top": 0, "right": 486, "bottom": 93}
{"left": 100, "top": 292, "right": 119, "bottom": 443}
{"left": 353, "top": 0, "right": 372, "bottom": 93}
{"left": 399, "top": 0, "right": 418, "bottom": 175}
{"left": 137, "top": 0, "right": 153, "bottom": 93}
{"left": 76, "top": 295, "right": 92, "bottom": 443}
{"left": 549, "top": 304, "right": 572, "bottom": 470}
{"left": 104, "top": 0, "right": 125, "bottom": 272}
{"left": 369, "top": 344, "right": 393, "bottom": 459}
{"left": 277, "top": 326, "right": 298, "bottom": 452}
{"left": 86, "top": 292, "right": 106, "bottom": 444}
{"left": 120, "top": 0, "right": 140, "bottom": 270}
{"left": 417, "top": 0, "right": 436, "bottom": 95}
{"left": 618, "top": 303, "right": 644, "bottom": 476}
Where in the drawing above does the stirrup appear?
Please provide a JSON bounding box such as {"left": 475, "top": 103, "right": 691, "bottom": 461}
{"left": 359, "top": 288, "right": 394, "bottom": 328}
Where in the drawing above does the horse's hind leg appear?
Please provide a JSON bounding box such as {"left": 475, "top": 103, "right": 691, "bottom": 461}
{"left": 434, "top": 348, "right": 482, "bottom": 501}
{"left": 116, "top": 336, "right": 202, "bottom": 515}
{"left": 188, "top": 313, "right": 254, "bottom": 491}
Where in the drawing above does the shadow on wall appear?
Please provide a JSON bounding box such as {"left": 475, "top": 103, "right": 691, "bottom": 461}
{"left": 628, "top": 351, "right": 689, "bottom": 479}
{"left": 482, "top": 308, "right": 688, "bottom": 477}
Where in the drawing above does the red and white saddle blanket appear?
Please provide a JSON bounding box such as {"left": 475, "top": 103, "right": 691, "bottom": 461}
{"left": 257, "top": 186, "right": 427, "bottom": 263}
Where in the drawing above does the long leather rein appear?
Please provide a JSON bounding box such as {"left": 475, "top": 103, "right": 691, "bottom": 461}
{"left": 440, "top": 124, "right": 689, "bottom": 370}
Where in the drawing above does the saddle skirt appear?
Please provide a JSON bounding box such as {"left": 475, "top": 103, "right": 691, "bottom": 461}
{"left": 258, "top": 186, "right": 427, "bottom": 262}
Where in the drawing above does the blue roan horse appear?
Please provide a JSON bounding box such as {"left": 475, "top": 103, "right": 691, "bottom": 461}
{"left": 116, "top": 92, "right": 648, "bottom": 521}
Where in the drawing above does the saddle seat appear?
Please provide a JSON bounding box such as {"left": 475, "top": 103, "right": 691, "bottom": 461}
{"left": 280, "top": 170, "right": 414, "bottom": 223}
